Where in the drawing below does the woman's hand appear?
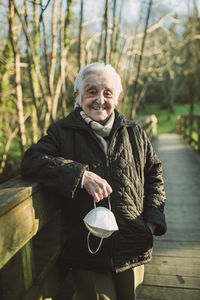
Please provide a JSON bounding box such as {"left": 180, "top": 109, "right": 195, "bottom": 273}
{"left": 83, "top": 170, "right": 112, "bottom": 203}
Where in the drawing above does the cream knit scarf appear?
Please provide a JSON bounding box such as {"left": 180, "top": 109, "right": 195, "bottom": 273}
{"left": 80, "top": 110, "right": 115, "bottom": 154}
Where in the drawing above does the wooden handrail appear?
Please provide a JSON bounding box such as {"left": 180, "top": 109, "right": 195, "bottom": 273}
{"left": 136, "top": 114, "right": 157, "bottom": 139}
{"left": 176, "top": 115, "right": 200, "bottom": 152}
{"left": 0, "top": 176, "right": 67, "bottom": 300}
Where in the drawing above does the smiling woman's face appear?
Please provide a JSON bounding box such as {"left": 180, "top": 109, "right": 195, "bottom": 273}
{"left": 81, "top": 73, "right": 115, "bottom": 124}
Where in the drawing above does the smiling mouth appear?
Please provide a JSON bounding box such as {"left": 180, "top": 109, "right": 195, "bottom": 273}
{"left": 92, "top": 106, "right": 107, "bottom": 110}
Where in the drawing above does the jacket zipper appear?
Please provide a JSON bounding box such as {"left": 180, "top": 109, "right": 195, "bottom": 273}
{"left": 106, "top": 140, "right": 116, "bottom": 272}
{"left": 88, "top": 123, "right": 122, "bottom": 271}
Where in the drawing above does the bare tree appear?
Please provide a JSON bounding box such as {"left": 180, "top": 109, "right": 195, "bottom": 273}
{"left": 8, "top": 0, "right": 26, "bottom": 154}
{"left": 129, "top": 0, "right": 153, "bottom": 119}
{"left": 49, "top": 0, "right": 58, "bottom": 97}
{"left": 0, "top": 126, "right": 18, "bottom": 175}
{"left": 104, "top": 0, "right": 109, "bottom": 64}
{"left": 110, "top": 0, "right": 117, "bottom": 64}
{"left": 60, "top": 0, "right": 73, "bottom": 116}
{"left": 13, "top": 0, "right": 53, "bottom": 133}
{"left": 24, "top": 0, "right": 43, "bottom": 137}
{"left": 78, "top": 0, "right": 84, "bottom": 71}
{"left": 113, "top": 0, "right": 123, "bottom": 69}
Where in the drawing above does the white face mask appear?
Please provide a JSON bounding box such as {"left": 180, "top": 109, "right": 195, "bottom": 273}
{"left": 83, "top": 197, "right": 119, "bottom": 254}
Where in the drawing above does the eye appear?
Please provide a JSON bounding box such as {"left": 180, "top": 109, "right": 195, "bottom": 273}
{"left": 88, "top": 89, "right": 97, "bottom": 96}
{"left": 104, "top": 89, "right": 113, "bottom": 98}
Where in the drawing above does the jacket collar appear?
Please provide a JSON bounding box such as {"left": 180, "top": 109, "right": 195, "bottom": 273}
{"left": 61, "top": 107, "right": 136, "bottom": 131}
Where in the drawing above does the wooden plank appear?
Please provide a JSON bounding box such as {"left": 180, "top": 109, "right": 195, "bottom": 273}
{"left": 154, "top": 240, "right": 200, "bottom": 250}
{"left": 0, "top": 216, "right": 63, "bottom": 300}
{"left": 33, "top": 215, "right": 61, "bottom": 282}
{"left": 0, "top": 198, "right": 38, "bottom": 269}
{"left": 0, "top": 176, "right": 38, "bottom": 190}
{"left": 148, "top": 256, "right": 200, "bottom": 266}
{"left": 154, "top": 231, "right": 200, "bottom": 242}
{"left": 0, "top": 176, "right": 39, "bottom": 216}
{"left": 153, "top": 247, "right": 200, "bottom": 257}
{"left": 21, "top": 241, "right": 35, "bottom": 291}
{"left": 143, "top": 274, "right": 200, "bottom": 289}
{"left": 138, "top": 285, "right": 200, "bottom": 300}
{"left": 0, "top": 186, "right": 39, "bottom": 217}
{"left": 32, "top": 189, "right": 61, "bottom": 231}
{"left": 137, "top": 298, "right": 163, "bottom": 300}
{"left": 145, "top": 264, "right": 200, "bottom": 277}
{"left": 145, "top": 256, "right": 200, "bottom": 277}
{"left": 153, "top": 240, "right": 200, "bottom": 256}
{"left": 0, "top": 248, "right": 26, "bottom": 300}
{"left": 0, "top": 182, "right": 61, "bottom": 269}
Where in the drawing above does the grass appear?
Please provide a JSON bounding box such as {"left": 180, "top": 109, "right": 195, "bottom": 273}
{"left": 134, "top": 103, "right": 200, "bottom": 135}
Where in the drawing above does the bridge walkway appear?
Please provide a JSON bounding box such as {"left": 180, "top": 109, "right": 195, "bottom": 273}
{"left": 138, "top": 133, "right": 200, "bottom": 300}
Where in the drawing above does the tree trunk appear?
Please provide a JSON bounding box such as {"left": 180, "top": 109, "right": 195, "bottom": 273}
{"left": 49, "top": 0, "right": 58, "bottom": 96}
{"left": 9, "top": 0, "right": 26, "bottom": 155}
{"left": 96, "top": 20, "right": 104, "bottom": 62}
{"left": 110, "top": 0, "right": 117, "bottom": 64}
{"left": 130, "top": 0, "right": 152, "bottom": 119}
{"left": 78, "top": 0, "right": 84, "bottom": 71}
{"left": 114, "top": 0, "right": 123, "bottom": 70}
{"left": 0, "top": 127, "right": 19, "bottom": 174}
{"left": 40, "top": 0, "right": 51, "bottom": 96}
{"left": 25, "top": 0, "right": 43, "bottom": 134}
{"left": 13, "top": 0, "right": 53, "bottom": 133}
{"left": 60, "top": 0, "right": 73, "bottom": 116}
{"left": 104, "top": 0, "right": 109, "bottom": 64}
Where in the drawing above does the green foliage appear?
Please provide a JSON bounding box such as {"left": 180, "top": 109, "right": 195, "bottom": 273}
{"left": 135, "top": 103, "right": 200, "bottom": 134}
{"left": 0, "top": 138, "right": 21, "bottom": 183}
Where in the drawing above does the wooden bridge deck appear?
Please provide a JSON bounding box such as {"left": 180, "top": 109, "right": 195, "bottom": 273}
{"left": 138, "top": 133, "right": 200, "bottom": 300}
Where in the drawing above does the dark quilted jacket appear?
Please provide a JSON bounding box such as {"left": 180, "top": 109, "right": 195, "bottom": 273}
{"left": 21, "top": 107, "right": 166, "bottom": 273}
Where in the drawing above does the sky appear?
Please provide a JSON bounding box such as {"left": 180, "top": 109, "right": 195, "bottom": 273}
{"left": 72, "top": 0, "right": 199, "bottom": 35}
{"left": 0, "top": 0, "right": 199, "bottom": 50}
{"left": 79, "top": 0, "right": 197, "bottom": 23}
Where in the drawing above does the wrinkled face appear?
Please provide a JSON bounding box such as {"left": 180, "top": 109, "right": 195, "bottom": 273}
{"left": 81, "top": 73, "right": 115, "bottom": 124}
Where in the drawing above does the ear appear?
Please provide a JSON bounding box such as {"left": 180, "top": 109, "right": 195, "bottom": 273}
{"left": 73, "top": 91, "right": 78, "bottom": 99}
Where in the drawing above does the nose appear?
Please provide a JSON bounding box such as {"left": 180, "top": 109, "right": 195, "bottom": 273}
{"left": 96, "top": 93, "right": 105, "bottom": 105}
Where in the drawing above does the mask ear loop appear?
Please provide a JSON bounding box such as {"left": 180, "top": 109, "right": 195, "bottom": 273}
{"left": 87, "top": 196, "right": 112, "bottom": 255}
{"left": 87, "top": 232, "right": 103, "bottom": 254}
{"left": 93, "top": 195, "right": 111, "bottom": 210}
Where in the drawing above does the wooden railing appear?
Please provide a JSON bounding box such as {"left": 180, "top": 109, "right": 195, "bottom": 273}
{"left": 136, "top": 114, "right": 157, "bottom": 139}
{"left": 0, "top": 176, "right": 71, "bottom": 300}
{"left": 176, "top": 115, "right": 200, "bottom": 152}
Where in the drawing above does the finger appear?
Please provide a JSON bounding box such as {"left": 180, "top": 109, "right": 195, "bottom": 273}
{"left": 96, "top": 186, "right": 105, "bottom": 201}
{"left": 93, "top": 192, "right": 101, "bottom": 203}
{"left": 101, "top": 182, "right": 110, "bottom": 198}
{"left": 95, "top": 181, "right": 112, "bottom": 200}
{"left": 105, "top": 183, "right": 112, "bottom": 195}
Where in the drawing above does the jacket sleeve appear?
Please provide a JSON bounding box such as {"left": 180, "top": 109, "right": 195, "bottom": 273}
{"left": 142, "top": 129, "right": 167, "bottom": 236}
{"left": 20, "top": 123, "right": 88, "bottom": 198}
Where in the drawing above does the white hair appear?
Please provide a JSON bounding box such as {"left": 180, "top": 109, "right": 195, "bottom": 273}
{"left": 74, "top": 62, "right": 123, "bottom": 106}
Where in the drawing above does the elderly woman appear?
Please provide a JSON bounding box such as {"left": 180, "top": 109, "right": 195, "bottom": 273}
{"left": 21, "top": 63, "right": 166, "bottom": 300}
